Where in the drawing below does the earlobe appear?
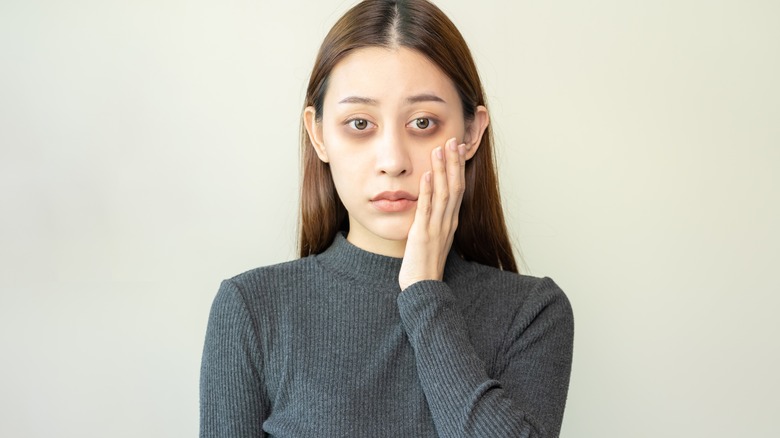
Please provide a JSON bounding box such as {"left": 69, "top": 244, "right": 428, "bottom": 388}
{"left": 464, "top": 105, "right": 489, "bottom": 160}
{"left": 303, "top": 106, "right": 329, "bottom": 163}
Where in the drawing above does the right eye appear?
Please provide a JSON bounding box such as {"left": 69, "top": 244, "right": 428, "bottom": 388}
{"left": 347, "top": 118, "right": 372, "bottom": 131}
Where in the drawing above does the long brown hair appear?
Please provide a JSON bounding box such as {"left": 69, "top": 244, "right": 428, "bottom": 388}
{"left": 299, "top": 0, "right": 517, "bottom": 273}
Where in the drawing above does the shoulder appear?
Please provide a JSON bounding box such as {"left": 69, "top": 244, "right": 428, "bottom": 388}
{"left": 455, "top": 262, "right": 573, "bottom": 328}
{"left": 227, "top": 256, "right": 317, "bottom": 289}
{"left": 211, "top": 256, "right": 320, "bottom": 313}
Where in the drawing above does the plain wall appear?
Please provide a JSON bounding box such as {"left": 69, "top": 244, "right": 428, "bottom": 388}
{"left": 1, "top": 0, "right": 778, "bottom": 436}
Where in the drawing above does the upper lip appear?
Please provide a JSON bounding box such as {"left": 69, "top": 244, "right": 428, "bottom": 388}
{"left": 370, "top": 191, "right": 418, "bottom": 201}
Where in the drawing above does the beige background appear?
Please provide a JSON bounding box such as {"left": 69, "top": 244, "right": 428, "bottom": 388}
{"left": 1, "top": 0, "right": 778, "bottom": 436}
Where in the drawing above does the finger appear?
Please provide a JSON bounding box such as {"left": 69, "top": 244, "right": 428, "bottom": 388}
{"left": 413, "top": 170, "right": 433, "bottom": 230}
{"left": 453, "top": 143, "right": 467, "bottom": 218}
{"left": 443, "top": 139, "right": 466, "bottom": 222}
{"left": 429, "top": 142, "right": 450, "bottom": 232}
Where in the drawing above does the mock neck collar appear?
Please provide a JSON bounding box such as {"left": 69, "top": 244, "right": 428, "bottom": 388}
{"left": 314, "top": 232, "right": 474, "bottom": 289}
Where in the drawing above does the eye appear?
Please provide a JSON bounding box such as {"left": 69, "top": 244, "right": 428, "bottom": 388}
{"left": 408, "top": 117, "right": 436, "bottom": 131}
{"left": 348, "top": 118, "right": 371, "bottom": 130}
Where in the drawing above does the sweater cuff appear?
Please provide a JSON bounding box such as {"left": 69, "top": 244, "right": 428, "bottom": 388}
{"left": 397, "top": 279, "right": 455, "bottom": 313}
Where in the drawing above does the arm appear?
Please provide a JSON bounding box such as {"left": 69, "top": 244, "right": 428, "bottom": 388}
{"left": 200, "top": 280, "right": 268, "bottom": 438}
{"left": 397, "top": 277, "right": 574, "bottom": 437}
{"left": 398, "top": 137, "right": 573, "bottom": 436}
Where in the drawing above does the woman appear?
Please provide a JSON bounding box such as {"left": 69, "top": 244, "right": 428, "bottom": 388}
{"left": 200, "top": 1, "right": 573, "bottom": 436}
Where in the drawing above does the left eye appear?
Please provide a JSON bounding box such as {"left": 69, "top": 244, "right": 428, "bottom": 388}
{"left": 410, "top": 118, "right": 433, "bottom": 130}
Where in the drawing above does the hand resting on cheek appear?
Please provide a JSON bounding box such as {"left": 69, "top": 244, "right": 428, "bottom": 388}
{"left": 399, "top": 137, "right": 469, "bottom": 290}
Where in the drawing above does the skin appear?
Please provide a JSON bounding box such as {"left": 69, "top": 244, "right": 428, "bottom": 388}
{"left": 304, "top": 47, "right": 489, "bottom": 290}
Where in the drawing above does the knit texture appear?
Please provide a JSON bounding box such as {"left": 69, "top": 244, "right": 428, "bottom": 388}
{"left": 200, "top": 233, "right": 574, "bottom": 437}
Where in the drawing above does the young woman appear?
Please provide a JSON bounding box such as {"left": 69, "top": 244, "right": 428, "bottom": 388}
{"left": 200, "top": 1, "right": 574, "bottom": 437}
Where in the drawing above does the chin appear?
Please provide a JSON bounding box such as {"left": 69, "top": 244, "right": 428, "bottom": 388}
{"left": 366, "top": 215, "right": 414, "bottom": 242}
{"left": 374, "top": 228, "right": 410, "bottom": 242}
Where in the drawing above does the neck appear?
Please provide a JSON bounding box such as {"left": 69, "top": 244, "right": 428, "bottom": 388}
{"left": 346, "top": 231, "right": 407, "bottom": 258}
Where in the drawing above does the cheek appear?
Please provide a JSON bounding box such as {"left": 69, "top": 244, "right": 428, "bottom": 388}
{"left": 409, "top": 132, "right": 460, "bottom": 170}
{"left": 329, "top": 173, "right": 360, "bottom": 210}
{"left": 325, "top": 151, "right": 369, "bottom": 203}
{"left": 329, "top": 159, "right": 357, "bottom": 186}
{"left": 411, "top": 147, "right": 434, "bottom": 173}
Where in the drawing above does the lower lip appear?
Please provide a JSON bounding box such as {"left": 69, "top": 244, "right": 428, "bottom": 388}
{"left": 371, "top": 199, "right": 416, "bottom": 212}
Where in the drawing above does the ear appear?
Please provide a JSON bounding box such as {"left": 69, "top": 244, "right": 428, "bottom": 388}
{"left": 303, "top": 106, "right": 329, "bottom": 163}
{"left": 463, "top": 105, "right": 489, "bottom": 160}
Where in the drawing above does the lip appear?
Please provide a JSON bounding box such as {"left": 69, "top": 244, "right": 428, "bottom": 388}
{"left": 370, "top": 191, "right": 418, "bottom": 213}
{"left": 370, "top": 191, "right": 418, "bottom": 202}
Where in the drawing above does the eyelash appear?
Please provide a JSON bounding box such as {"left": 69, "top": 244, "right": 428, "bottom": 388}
{"left": 343, "top": 117, "right": 438, "bottom": 133}
{"left": 408, "top": 117, "right": 437, "bottom": 131}
{"left": 346, "top": 118, "right": 375, "bottom": 131}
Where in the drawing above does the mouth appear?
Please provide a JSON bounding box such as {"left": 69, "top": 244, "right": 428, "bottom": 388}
{"left": 370, "top": 191, "right": 418, "bottom": 212}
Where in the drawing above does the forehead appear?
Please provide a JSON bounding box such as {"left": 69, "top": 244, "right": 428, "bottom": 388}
{"left": 324, "top": 46, "right": 459, "bottom": 105}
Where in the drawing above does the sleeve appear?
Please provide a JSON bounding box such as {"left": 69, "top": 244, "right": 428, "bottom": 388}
{"left": 200, "top": 279, "right": 269, "bottom": 438}
{"left": 397, "top": 277, "right": 574, "bottom": 438}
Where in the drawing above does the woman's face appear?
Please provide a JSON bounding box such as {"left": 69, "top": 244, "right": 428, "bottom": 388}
{"left": 304, "top": 47, "right": 487, "bottom": 256}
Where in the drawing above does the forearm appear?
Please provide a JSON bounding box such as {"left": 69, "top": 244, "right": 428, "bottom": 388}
{"left": 398, "top": 279, "right": 572, "bottom": 437}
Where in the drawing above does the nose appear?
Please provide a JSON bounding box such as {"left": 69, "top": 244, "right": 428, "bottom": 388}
{"left": 374, "top": 127, "right": 411, "bottom": 176}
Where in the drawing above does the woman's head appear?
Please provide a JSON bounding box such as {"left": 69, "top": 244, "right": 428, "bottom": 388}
{"left": 299, "top": 0, "right": 517, "bottom": 272}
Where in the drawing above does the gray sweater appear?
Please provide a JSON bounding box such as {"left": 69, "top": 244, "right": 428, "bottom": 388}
{"left": 200, "top": 233, "right": 573, "bottom": 437}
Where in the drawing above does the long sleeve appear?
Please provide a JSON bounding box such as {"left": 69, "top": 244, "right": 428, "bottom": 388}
{"left": 200, "top": 280, "right": 269, "bottom": 438}
{"left": 199, "top": 234, "right": 572, "bottom": 436}
{"left": 397, "top": 277, "right": 574, "bottom": 437}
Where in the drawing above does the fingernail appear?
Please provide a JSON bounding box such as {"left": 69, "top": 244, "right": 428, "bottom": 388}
{"left": 435, "top": 147, "right": 443, "bottom": 160}
{"left": 448, "top": 138, "right": 458, "bottom": 151}
{"left": 458, "top": 144, "right": 466, "bottom": 156}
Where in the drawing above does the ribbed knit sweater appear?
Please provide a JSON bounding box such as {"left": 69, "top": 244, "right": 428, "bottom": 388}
{"left": 200, "top": 233, "right": 574, "bottom": 437}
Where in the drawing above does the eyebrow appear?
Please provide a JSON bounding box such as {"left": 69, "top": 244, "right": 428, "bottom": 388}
{"left": 405, "top": 93, "right": 446, "bottom": 105}
{"left": 338, "top": 93, "right": 447, "bottom": 105}
{"left": 339, "top": 96, "right": 379, "bottom": 105}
